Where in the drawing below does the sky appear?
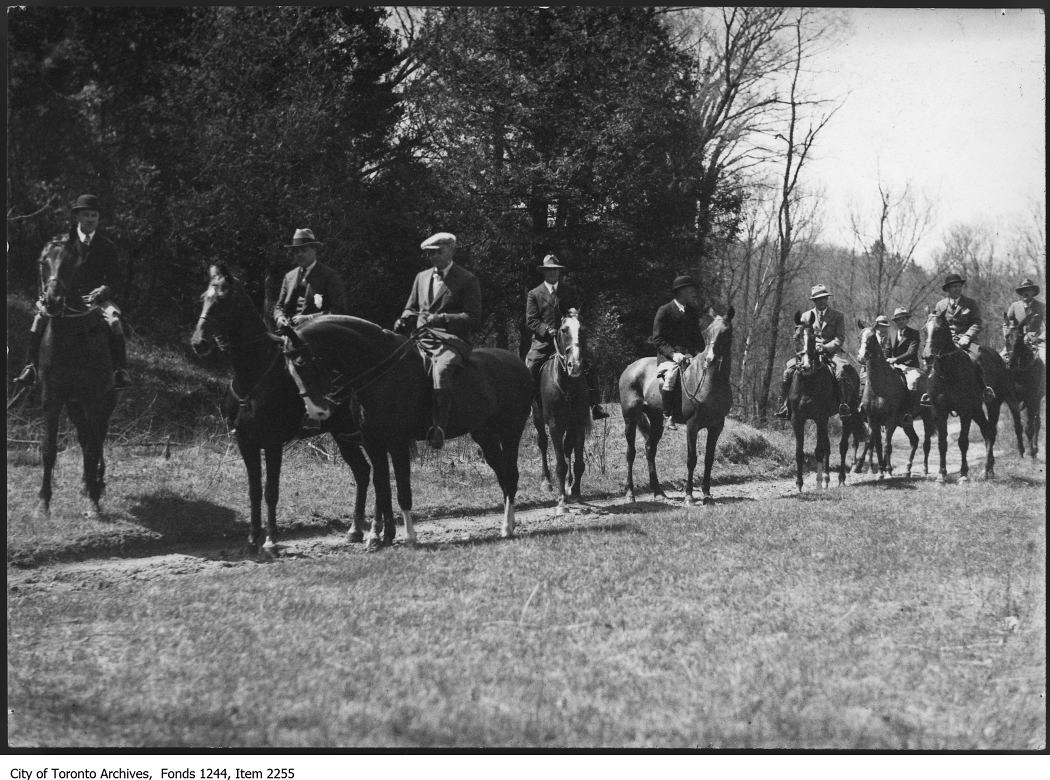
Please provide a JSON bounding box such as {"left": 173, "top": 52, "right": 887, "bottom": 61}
{"left": 801, "top": 7, "right": 1045, "bottom": 266}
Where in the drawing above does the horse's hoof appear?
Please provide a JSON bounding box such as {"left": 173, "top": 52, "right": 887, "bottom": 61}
{"left": 365, "top": 538, "right": 381, "bottom": 553}
{"left": 683, "top": 496, "right": 695, "bottom": 507}
{"left": 403, "top": 533, "right": 417, "bottom": 546}
{"left": 347, "top": 530, "right": 364, "bottom": 543}
{"left": 701, "top": 494, "right": 713, "bottom": 506}
{"left": 937, "top": 474, "right": 947, "bottom": 484}
{"left": 958, "top": 475, "right": 969, "bottom": 484}
{"left": 654, "top": 491, "right": 667, "bottom": 500}
{"left": 262, "top": 541, "right": 279, "bottom": 558}
{"left": 33, "top": 501, "right": 51, "bottom": 520}
{"left": 625, "top": 491, "right": 636, "bottom": 503}
{"left": 569, "top": 492, "right": 581, "bottom": 504}
{"left": 878, "top": 472, "right": 884, "bottom": 481}
{"left": 541, "top": 480, "right": 553, "bottom": 493}
{"left": 555, "top": 504, "right": 567, "bottom": 516}
{"left": 501, "top": 528, "right": 514, "bottom": 539}
{"left": 83, "top": 502, "right": 101, "bottom": 520}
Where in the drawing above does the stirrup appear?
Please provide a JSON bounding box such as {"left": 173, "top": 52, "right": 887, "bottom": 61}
{"left": 919, "top": 393, "right": 932, "bottom": 408}
{"left": 113, "top": 369, "right": 131, "bottom": 390}
{"left": 838, "top": 403, "right": 851, "bottom": 416}
{"left": 13, "top": 364, "right": 37, "bottom": 387}
{"left": 983, "top": 386, "right": 996, "bottom": 402}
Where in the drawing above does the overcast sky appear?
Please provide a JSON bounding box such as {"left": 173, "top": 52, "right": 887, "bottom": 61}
{"left": 801, "top": 7, "right": 1045, "bottom": 265}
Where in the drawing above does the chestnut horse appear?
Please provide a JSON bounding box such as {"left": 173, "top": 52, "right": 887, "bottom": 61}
{"left": 191, "top": 264, "right": 371, "bottom": 554}
{"left": 619, "top": 307, "right": 734, "bottom": 505}
{"left": 284, "top": 316, "right": 533, "bottom": 548}
{"left": 533, "top": 310, "right": 592, "bottom": 515}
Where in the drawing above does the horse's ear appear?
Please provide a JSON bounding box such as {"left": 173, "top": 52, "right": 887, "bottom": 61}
{"left": 707, "top": 306, "right": 716, "bottom": 319}
{"left": 793, "top": 310, "right": 802, "bottom": 325}
{"left": 856, "top": 318, "right": 865, "bottom": 330}
{"left": 726, "top": 305, "right": 735, "bottom": 322}
{"left": 924, "top": 304, "right": 931, "bottom": 315}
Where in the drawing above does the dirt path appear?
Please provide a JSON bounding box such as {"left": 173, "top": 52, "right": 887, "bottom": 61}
{"left": 5, "top": 418, "right": 1028, "bottom": 594}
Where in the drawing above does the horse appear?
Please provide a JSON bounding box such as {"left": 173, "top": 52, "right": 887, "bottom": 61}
{"left": 532, "top": 310, "right": 592, "bottom": 515}
{"left": 619, "top": 307, "right": 734, "bottom": 506}
{"left": 921, "top": 310, "right": 995, "bottom": 482}
{"left": 1002, "top": 314, "right": 1045, "bottom": 459}
{"left": 190, "top": 264, "right": 372, "bottom": 555}
{"left": 855, "top": 323, "right": 931, "bottom": 479}
{"left": 283, "top": 316, "right": 533, "bottom": 548}
{"left": 785, "top": 311, "right": 862, "bottom": 491}
{"left": 32, "top": 236, "right": 117, "bottom": 519}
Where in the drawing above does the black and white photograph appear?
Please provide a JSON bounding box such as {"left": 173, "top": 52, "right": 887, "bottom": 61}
{"left": 5, "top": 5, "right": 1045, "bottom": 754}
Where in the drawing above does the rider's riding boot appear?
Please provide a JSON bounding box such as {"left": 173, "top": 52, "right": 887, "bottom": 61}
{"left": 13, "top": 328, "right": 43, "bottom": 387}
{"left": 110, "top": 327, "right": 131, "bottom": 390}
{"left": 427, "top": 388, "right": 452, "bottom": 449}
{"left": 973, "top": 362, "right": 995, "bottom": 402}
{"left": 773, "top": 376, "right": 792, "bottom": 420}
{"left": 661, "top": 388, "right": 677, "bottom": 430}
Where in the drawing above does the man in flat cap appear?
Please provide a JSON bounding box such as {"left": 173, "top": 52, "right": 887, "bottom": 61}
{"left": 1003, "top": 278, "right": 1045, "bottom": 363}
{"left": 13, "top": 194, "right": 131, "bottom": 390}
{"left": 923, "top": 272, "right": 994, "bottom": 404}
{"left": 273, "top": 228, "right": 348, "bottom": 330}
{"left": 652, "top": 275, "right": 706, "bottom": 428}
{"left": 394, "top": 232, "right": 482, "bottom": 449}
{"left": 774, "top": 284, "right": 853, "bottom": 420}
{"left": 524, "top": 253, "right": 610, "bottom": 421}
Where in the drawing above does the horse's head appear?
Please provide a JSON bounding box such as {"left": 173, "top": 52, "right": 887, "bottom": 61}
{"left": 191, "top": 263, "right": 259, "bottom": 357}
{"left": 38, "top": 239, "right": 80, "bottom": 317}
{"left": 555, "top": 308, "right": 583, "bottom": 378}
{"left": 1002, "top": 314, "right": 1031, "bottom": 369}
{"left": 282, "top": 328, "right": 333, "bottom": 422}
{"left": 794, "top": 310, "right": 819, "bottom": 373}
{"left": 702, "top": 305, "right": 734, "bottom": 369}
{"left": 856, "top": 323, "right": 881, "bottom": 364}
{"left": 922, "top": 309, "right": 954, "bottom": 363}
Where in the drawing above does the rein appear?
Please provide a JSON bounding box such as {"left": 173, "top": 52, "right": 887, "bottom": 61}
{"left": 229, "top": 345, "right": 283, "bottom": 409}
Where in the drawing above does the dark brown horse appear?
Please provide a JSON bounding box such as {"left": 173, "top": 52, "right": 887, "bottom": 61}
{"left": 1002, "top": 314, "right": 1045, "bottom": 458}
{"left": 619, "top": 307, "right": 734, "bottom": 505}
{"left": 533, "top": 311, "right": 591, "bottom": 515}
{"left": 855, "top": 323, "right": 931, "bottom": 479}
{"left": 191, "top": 264, "right": 372, "bottom": 555}
{"left": 32, "top": 237, "right": 117, "bottom": 518}
{"left": 921, "top": 310, "right": 994, "bottom": 482}
{"left": 284, "top": 316, "right": 533, "bottom": 548}
{"left": 785, "top": 311, "right": 861, "bottom": 490}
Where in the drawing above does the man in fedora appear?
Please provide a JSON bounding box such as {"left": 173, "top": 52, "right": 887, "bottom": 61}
{"left": 524, "top": 253, "right": 610, "bottom": 421}
{"left": 922, "top": 272, "right": 994, "bottom": 404}
{"left": 652, "top": 275, "right": 706, "bottom": 428}
{"left": 394, "top": 231, "right": 481, "bottom": 449}
{"left": 13, "top": 194, "right": 131, "bottom": 391}
{"left": 774, "top": 284, "right": 852, "bottom": 420}
{"left": 1004, "top": 278, "right": 1045, "bottom": 363}
{"left": 273, "top": 228, "right": 348, "bottom": 330}
{"left": 886, "top": 307, "right": 925, "bottom": 420}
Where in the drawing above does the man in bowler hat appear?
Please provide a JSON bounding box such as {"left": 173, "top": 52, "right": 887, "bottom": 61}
{"left": 652, "top": 275, "right": 706, "bottom": 429}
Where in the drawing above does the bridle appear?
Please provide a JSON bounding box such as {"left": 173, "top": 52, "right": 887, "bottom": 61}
{"left": 683, "top": 319, "right": 729, "bottom": 401}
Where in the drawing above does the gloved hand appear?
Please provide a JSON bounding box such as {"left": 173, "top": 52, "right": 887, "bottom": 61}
{"left": 85, "top": 285, "right": 112, "bottom": 304}
{"left": 393, "top": 318, "right": 409, "bottom": 334}
{"left": 815, "top": 341, "right": 826, "bottom": 354}
{"left": 672, "top": 352, "right": 686, "bottom": 365}
{"left": 956, "top": 334, "right": 971, "bottom": 349}
{"left": 275, "top": 314, "right": 292, "bottom": 331}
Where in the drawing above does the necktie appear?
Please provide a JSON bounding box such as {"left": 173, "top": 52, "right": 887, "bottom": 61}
{"left": 429, "top": 269, "right": 442, "bottom": 302}
{"left": 550, "top": 285, "right": 558, "bottom": 310}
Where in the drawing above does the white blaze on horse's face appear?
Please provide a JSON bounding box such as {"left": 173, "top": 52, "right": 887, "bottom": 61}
{"left": 857, "top": 327, "right": 872, "bottom": 363}
{"left": 559, "top": 315, "right": 583, "bottom": 378}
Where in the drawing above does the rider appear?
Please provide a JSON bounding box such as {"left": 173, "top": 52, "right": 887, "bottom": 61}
{"left": 13, "top": 194, "right": 131, "bottom": 391}
{"left": 394, "top": 231, "right": 481, "bottom": 450}
{"left": 1003, "top": 278, "right": 1045, "bottom": 364}
{"left": 774, "top": 284, "right": 852, "bottom": 420}
{"left": 886, "top": 306, "right": 924, "bottom": 404}
{"left": 524, "top": 253, "right": 610, "bottom": 421}
{"left": 652, "top": 275, "right": 706, "bottom": 429}
{"left": 921, "top": 272, "right": 995, "bottom": 406}
{"left": 273, "top": 228, "right": 348, "bottom": 330}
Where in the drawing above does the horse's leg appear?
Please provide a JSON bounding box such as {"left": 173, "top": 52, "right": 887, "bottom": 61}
{"left": 533, "top": 400, "right": 553, "bottom": 493}
{"left": 36, "top": 399, "right": 63, "bottom": 518}
{"left": 976, "top": 402, "right": 994, "bottom": 479}
{"left": 921, "top": 412, "right": 933, "bottom": 476}
{"left": 236, "top": 437, "right": 263, "bottom": 553}
{"left": 1028, "top": 399, "right": 1042, "bottom": 459}
{"left": 884, "top": 421, "right": 897, "bottom": 477}
{"left": 936, "top": 412, "right": 950, "bottom": 483}
{"left": 389, "top": 440, "right": 416, "bottom": 545}
{"left": 838, "top": 419, "right": 850, "bottom": 485}
{"left": 794, "top": 417, "right": 806, "bottom": 492}
{"left": 364, "top": 442, "right": 392, "bottom": 551}
{"left": 335, "top": 440, "right": 371, "bottom": 543}
{"left": 1007, "top": 398, "right": 1025, "bottom": 457}
{"left": 684, "top": 421, "right": 699, "bottom": 506}
{"left": 568, "top": 425, "right": 585, "bottom": 503}
{"left": 815, "top": 417, "right": 829, "bottom": 489}
{"left": 901, "top": 420, "right": 919, "bottom": 478}
{"left": 958, "top": 414, "right": 973, "bottom": 483}
{"left": 701, "top": 421, "right": 724, "bottom": 504}
{"left": 869, "top": 421, "right": 885, "bottom": 480}
{"left": 261, "top": 445, "right": 283, "bottom": 556}
{"left": 67, "top": 400, "right": 103, "bottom": 518}
{"left": 472, "top": 428, "right": 518, "bottom": 538}
{"left": 644, "top": 410, "right": 666, "bottom": 499}
{"left": 549, "top": 419, "right": 569, "bottom": 515}
{"left": 623, "top": 409, "right": 638, "bottom": 501}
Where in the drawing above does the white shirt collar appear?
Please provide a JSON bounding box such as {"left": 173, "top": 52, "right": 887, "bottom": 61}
{"left": 434, "top": 261, "right": 454, "bottom": 278}
{"left": 77, "top": 226, "right": 95, "bottom": 245}
{"left": 545, "top": 281, "right": 558, "bottom": 295}
{"left": 673, "top": 299, "right": 685, "bottom": 313}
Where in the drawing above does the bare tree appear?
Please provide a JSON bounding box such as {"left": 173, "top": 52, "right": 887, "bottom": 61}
{"left": 847, "top": 179, "right": 937, "bottom": 319}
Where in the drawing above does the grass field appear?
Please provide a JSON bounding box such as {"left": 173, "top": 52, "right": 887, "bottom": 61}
{"left": 5, "top": 295, "right": 1046, "bottom": 749}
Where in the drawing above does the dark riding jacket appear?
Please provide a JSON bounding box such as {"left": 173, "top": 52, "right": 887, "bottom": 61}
{"left": 932, "top": 294, "right": 982, "bottom": 341}
{"left": 525, "top": 281, "right": 582, "bottom": 365}
{"left": 400, "top": 261, "right": 481, "bottom": 343}
{"left": 40, "top": 232, "right": 121, "bottom": 303}
{"left": 273, "top": 261, "right": 348, "bottom": 322}
{"left": 887, "top": 325, "right": 920, "bottom": 368}
{"left": 652, "top": 300, "right": 705, "bottom": 361}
